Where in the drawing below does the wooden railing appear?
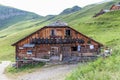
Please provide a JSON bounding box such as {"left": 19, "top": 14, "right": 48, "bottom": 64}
{"left": 30, "top": 38, "right": 85, "bottom": 44}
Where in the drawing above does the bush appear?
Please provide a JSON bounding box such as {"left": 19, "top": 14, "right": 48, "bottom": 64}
{"left": 66, "top": 46, "right": 120, "bottom": 80}
{"left": 6, "top": 62, "right": 45, "bottom": 73}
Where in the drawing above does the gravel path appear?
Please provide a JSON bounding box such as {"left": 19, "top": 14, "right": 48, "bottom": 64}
{"left": 0, "top": 61, "right": 11, "bottom": 80}
{"left": 18, "top": 64, "right": 77, "bottom": 80}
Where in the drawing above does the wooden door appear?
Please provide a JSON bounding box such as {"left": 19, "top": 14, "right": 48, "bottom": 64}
{"left": 50, "top": 47, "right": 59, "bottom": 56}
{"left": 50, "top": 47, "right": 60, "bottom": 61}
{"left": 62, "top": 46, "right": 71, "bottom": 57}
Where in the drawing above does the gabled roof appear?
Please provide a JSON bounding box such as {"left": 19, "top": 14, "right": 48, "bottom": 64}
{"left": 12, "top": 21, "right": 103, "bottom": 46}
{"left": 110, "top": 4, "right": 120, "bottom": 10}
{"left": 102, "top": 9, "right": 110, "bottom": 12}
{"left": 12, "top": 27, "right": 46, "bottom": 46}
{"left": 66, "top": 26, "right": 103, "bottom": 46}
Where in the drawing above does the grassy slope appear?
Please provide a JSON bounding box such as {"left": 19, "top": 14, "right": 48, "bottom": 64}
{"left": 66, "top": 10, "right": 120, "bottom": 80}
{"left": 0, "top": 5, "right": 43, "bottom": 30}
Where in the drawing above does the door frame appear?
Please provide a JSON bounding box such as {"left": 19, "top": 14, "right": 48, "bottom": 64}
{"left": 50, "top": 47, "right": 59, "bottom": 56}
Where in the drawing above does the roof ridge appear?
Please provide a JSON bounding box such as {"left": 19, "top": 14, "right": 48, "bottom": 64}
{"left": 48, "top": 20, "right": 68, "bottom": 26}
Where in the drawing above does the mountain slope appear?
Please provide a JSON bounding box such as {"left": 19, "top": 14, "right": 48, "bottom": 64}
{"left": 66, "top": 10, "right": 120, "bottom": 80}
{"left": 60, "top": 5, "right": 81, "bottom": 15}
{"left": 0, "top": 5, "right": 43, "bottom": 30}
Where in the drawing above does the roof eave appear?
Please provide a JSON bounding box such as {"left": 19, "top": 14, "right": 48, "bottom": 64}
{"left": 11, "top": 25, "right": 104, "bottom": 47}
{"left": 11, "top": 26, "right": 70, "bottom": 46}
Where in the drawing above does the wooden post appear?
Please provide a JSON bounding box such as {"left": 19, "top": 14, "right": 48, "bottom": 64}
{"left": 16, "top": 61, "right": 18, "bottom": 68}
{"left": 35, "top": 46, "right": 37, "bottom": 58}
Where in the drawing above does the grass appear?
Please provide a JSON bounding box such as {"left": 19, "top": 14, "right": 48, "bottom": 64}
{"left": 65, "top": 10, "right": 120, "bottom": 80}
{"left": 5, "top": 62, "right": 45, "bottom": 79}
{"left": 6, "top": 62, "right": 45, "bottom": 73}
{"left": 66, "top": 46, "right": 120, "bottom": 80}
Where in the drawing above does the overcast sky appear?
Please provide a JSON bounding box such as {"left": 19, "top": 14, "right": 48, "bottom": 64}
{"left": 0, "top": 0, "right": 110, "bottom": 16}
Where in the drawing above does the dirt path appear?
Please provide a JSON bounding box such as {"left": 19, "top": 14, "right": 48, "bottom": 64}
{"left": 0, "top": 61, "right": 11, "bottom": 80}
{"left": 18, "top": 64, "right": 78, "bottom": 80}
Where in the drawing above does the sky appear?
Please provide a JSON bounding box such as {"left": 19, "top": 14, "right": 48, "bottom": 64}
{"left": 0, "top": 0, "right": 109, "bottom": 16}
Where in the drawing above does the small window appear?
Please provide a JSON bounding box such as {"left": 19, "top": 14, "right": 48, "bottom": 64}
{"left": 51, "top": 30, "right": 55, "bottom": 36}
{"left": 66, "top": 30, "right": 71, "bottom": 36}
{"left": 27, "top": 50, "right": 32, "bottom": 54}
{"left": 71, "top": 46, "right": 77, "bottom": 51}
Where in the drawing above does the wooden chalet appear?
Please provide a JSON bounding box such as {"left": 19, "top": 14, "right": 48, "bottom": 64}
{"left": 12, "top": 21, "right": 103, "bottom": 67}
{"left": 93, "top": 2, "right": 120, "bottom": 17}
{"left": 93, "top": 9, "right": 110, "bottom": 17}
{"left": 110, "top": 3, "right": 120, "bottom": 11}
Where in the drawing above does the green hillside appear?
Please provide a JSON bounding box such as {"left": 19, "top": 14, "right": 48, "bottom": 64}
{"left": 0, "top": 5, "right": 43, "bottom": 30}
{"left": 65, "top": 10, "right": 120, "bottom": 80}
{"left": 60, "top": 5, "right": 81, "bottom": 15}
{"left": 65, "top": 2, "right": 120, "bottom": 79}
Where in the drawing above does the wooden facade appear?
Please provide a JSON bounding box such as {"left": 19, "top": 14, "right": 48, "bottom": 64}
{"left": 12, "top": 21, "right": 103, "bottom": 66}
{"left": 110, "top": 4, "right": 120, "bottom": 11}
{"left": 93, "top": 9, "right": 110, "bottom": 17}
{"left": 93, "top": 3, "right": 120, "bottom": 17}
{"left": 93, "top": 9, "right": 106, "bottom": 17}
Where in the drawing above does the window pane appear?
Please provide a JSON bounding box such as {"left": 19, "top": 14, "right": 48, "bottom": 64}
{"left": 51, "top": 30, "right": 55, "bottom": 36}
{"left": 66, "top": 30, "right": 70, "bottom": 36}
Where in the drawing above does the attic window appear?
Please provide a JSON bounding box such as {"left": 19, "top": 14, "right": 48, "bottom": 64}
{"left": 66, "top": 29, "right": 71, "bottom": 36}
{"left": 51, "top": 29, "right": 55, "bottom": 36}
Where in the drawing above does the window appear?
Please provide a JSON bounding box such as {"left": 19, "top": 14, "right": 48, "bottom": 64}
{"left": 51, "top": 30, "right": 55, "bottom": 36}
{"left": 27, "top": 50, "right": 32, "bottom": 54}
{"left": 66, "top": 30, "right": 71, "bottom": 36}
{"left": 71, "top": 46, "right": 77, "bottom": 51}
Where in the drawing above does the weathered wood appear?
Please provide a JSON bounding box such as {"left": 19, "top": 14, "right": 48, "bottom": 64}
{"left": 32, "top": 58, "right": 50, "bottom": 62}
{"left": 110, "top": 5, "right": 120, "bottom": 11}
{"left": 12, "top": 23, "right": 103, "bottom": 67}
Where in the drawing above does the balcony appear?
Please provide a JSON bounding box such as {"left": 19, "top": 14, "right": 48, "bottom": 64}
{"left": 30, "top": 38, "right": 85, "bottom": 44}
